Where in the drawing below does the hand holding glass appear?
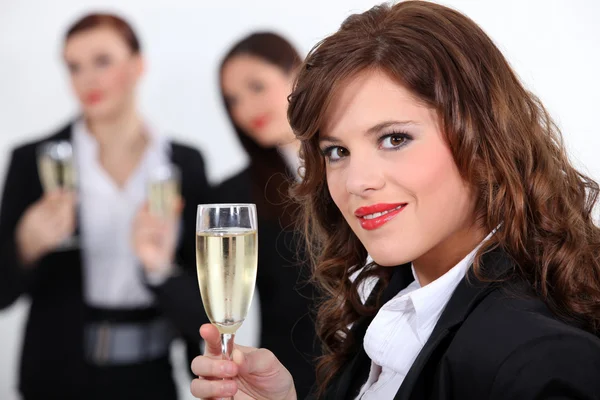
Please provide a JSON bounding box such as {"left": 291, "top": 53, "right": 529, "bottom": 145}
{"left": 37, "top": 140, "right": 78, "bottom": 249}
{"left": 195, "top": 204, "right": 258, "bottom": 380}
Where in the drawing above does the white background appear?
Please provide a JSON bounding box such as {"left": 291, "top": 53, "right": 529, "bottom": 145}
{"left": 0, "top": 0, "right": 599, "bottom": 398}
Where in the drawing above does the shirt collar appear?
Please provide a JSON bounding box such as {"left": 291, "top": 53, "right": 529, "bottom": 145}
{"left": 392, "top": 230, "right": 495, "bottom": 342}
{"left": 72, "top": 117, "right": 169, "bottom": 157}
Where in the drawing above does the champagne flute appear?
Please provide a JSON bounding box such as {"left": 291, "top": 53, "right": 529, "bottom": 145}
{"left": 147, "top": 164, "right": 180, "bottom": 218}
{"left": 196, "top": 203, "right": 258, "bottom": 396}
{"left": 37, "top": 140, "right": 78, "bottom": 249}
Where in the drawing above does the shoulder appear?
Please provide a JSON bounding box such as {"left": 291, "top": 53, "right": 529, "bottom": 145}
{"left": 168, "top": 140, "right": 211, "bottom": 186}
{"left": 8, "top": 122, "right": 72, "bottom": 165}
{"left": 458, "top": 282, "right": 600, "bottom": 356}
{"left": 489, "top": 320, "right": 600, "bottom": 398}
{"left": 217, "top": 167, "right": 251, "bottom": 189}
{"left": 169, "top": 140, "right": 206, "bottom": 165}
{"left": 212, "top": 167, "right": 252, "bottom": 204}
{"left": 448, "top": 283, "right": 600, "bottom": 397}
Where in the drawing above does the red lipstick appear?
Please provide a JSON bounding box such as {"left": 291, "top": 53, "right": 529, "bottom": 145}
{"left": 250, "top": 114, "right": 270, "bottom": 130}
{"left": 85, "top": 91, "right": 104, "bottom": 105}
{"left": 354, "top": 203, "right": 407, "bottom": 231}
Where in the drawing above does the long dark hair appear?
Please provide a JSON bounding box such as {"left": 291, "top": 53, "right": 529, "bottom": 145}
{"left": 288, "top": 1, "right": 600, "bottom": 394}
{"left": 219, "top": 32, "right": 302, "bottom": 226}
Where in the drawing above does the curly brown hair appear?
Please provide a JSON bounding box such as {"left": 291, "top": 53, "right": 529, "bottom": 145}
{"left": 287, "top": 0, "right": 600, "bottom": 394}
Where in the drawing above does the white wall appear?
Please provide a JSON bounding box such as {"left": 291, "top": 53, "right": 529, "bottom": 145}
{"left": 0, "top": 0, "right": 598, "bottom": 398}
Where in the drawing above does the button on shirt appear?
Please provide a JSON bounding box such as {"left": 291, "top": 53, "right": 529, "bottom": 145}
{"left": 357, "top": 236, "right": 490, "bottom": 399}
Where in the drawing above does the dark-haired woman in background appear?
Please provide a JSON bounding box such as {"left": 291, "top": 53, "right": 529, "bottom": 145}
{"left": 215, "top": 32, "right": 318, "bottom": 398}
{"left": 0, "top": 13, "right": 210, "bottom": 400}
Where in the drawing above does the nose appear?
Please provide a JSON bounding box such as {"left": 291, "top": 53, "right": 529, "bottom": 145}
{"left": 345, "top": 152, "right": 385, "bottom": 196}
{"left": 235, "top": 96, "right": 259, "bottom": 123}
{"left": 77, "top": 67, "right": 99, "bottom": 89}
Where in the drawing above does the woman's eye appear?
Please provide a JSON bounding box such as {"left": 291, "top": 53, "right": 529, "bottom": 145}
{"left": 225, "top": 95, "right": 237, "bottom": 108}
{"left": 249, "top": 81, "right": 264, "bottom": 93}
{"left": 323, "top": 146, "right": 348, "bottom": 162}
{"left": 95, "top": 54, "right": 111, "bottom": 67}
{"left": 68, "top": 63, "right": 80, "bottom": 74}
{"left": 380, "top": 133, "right": 411, "bottom": 149}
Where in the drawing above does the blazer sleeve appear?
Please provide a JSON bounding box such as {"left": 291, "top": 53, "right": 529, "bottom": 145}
{"left": 0, "top": 147, "right": 37, "bottom": 309}
{"left": 146, "top": 146, "right": 213, "bottom": 343}
{"left": 489, "top": 333, "right": 600, "bottom": 399}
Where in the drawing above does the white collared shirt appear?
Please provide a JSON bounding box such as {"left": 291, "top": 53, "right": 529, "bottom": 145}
{"left": 73, "top": 119, "right": 171, "bottom": 308}
{"left": 357, "top": 235, "right": 491, "bottom": 399}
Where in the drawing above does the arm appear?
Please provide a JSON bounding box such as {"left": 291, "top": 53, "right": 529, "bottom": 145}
{"left": 490, "top": 333, "right": 600, "bottom": 400}
{"left": 146, "top": 146, "right": 213, "bottom": 342}
{"left": 0, "top": 148, "right": 36, "bottom": 309}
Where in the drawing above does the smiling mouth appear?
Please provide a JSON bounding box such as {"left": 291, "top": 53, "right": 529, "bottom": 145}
{"left": 361, "top": 204, "right": 405, "bottom": 220}
{"left": 251, "top": 115, "right": 270, "bottom": 130}
{"left": 355, "top": 203, "right": 407, "bottom": 231}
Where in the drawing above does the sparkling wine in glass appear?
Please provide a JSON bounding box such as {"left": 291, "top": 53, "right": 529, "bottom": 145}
{"left": 37, "top": 140, "right": 78, "bottom": 249}
{"left": 147, "top": 164, "right": 180, "bottom": 218}
{"left": 196, "top": 204, "right": 258, "bottom": 391}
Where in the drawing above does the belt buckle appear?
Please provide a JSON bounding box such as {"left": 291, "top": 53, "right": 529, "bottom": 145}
{"left": 94, "top": 321, "right": 111, "bottom": 365}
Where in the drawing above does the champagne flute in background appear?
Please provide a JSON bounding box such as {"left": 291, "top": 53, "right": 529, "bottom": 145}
{"left": 37, "top": 141, "right": 77, "bottom": 192}
{"left": 196, "top": 203, "right": 258, "bottom": 396}
{"left": 147, "top": 164, "right": 180, "bottom": 218}
{"left": 37, "top": 140, "right": 78, "bottom": 249}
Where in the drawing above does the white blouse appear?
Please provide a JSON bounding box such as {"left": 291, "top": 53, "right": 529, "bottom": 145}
{"left": 356, "top": 235, "right": 491, "bottom": 399}
{"left": 73, "top": 119, "right": 170, "bottom": 308}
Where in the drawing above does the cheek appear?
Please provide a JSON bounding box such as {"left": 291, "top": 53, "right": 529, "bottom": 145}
{"left": 326, "top": 169, "right": 348, "bottom": 215}
{"left": 274, "top": 85, "right": 290, "bottom": 108}
{"left": 101, "top": 65, "right": 135, "bottom": 95}
{"left": 400, "top": 144, "right": 472, "bottom": 221}
{"left": 70, "top": 76, "right": 86, "bottom": 99}
{"left": 230, "top": 107, "right": 246, "bottom": 128}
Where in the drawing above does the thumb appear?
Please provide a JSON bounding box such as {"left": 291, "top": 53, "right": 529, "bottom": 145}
{"left": 233, "top": 348, "right": 277, "bottom": 376}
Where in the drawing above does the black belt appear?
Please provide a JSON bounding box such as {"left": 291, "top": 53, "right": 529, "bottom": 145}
{"left": 84, "top": 306, "right": 174, "bottom": 366}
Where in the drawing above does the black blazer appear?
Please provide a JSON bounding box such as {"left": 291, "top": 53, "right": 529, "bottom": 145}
{"left": 215, "top": 167, "right": 319, "bottom": 400}
{"left": 0, "top": 123, "right": 212, "bottom": 399}
{"left": 316, "top": 249, "right": 600, "bottom": 399}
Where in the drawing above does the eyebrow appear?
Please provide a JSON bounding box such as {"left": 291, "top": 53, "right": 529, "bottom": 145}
{"left": 319, "top": 120, "right": 417, "bottom": 143}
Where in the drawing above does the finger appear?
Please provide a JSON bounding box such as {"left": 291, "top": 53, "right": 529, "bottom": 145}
{"left": 175, "top": 196, "right": 184, "bottom": 214}
{"left": 59, "top": 190, "right": 77, "bottom": 206}
{"left": 190, "top": 356, "right": 238, "bottom": 379}
{"left": 137, "top": 227, "right": 166, "bottom": 246}
{"left": 44, "top": 190, "right": 62, "bottom": 202}
{"left": 190, "top": 377, "right": 237, "bottom": 399}
{"left": 45, "top": 195, "right": 72, "bottom": 216}
{"left": 200, "top": 324, "right": 223, "bottom": 357}
{"left": 233, "top": 347, "right": 277, "bottom": 376}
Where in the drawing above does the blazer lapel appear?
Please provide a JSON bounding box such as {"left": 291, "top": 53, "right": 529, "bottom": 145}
{"left": 329, "top": 264, "right": 415, "bottom": 399}
{"left": 394, "top": 249, "right": 514, "bottom": 400}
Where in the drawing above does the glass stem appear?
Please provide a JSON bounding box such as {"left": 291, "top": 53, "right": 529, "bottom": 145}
{"left": 221, "top": 333, "right": 235, "bottom": 360}
{"left": 221, "top": 333, "right": 235, "bottom": 400}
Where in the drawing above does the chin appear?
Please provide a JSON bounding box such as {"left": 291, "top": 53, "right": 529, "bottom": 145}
{"left": 82, "top": 101, "right": 119, "bottom": 121}
{"left": 248, "top": 126, "right": 289, "bottom": 148}
{"left": 366, "top": 243, "right": 413, "bottom": 267}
